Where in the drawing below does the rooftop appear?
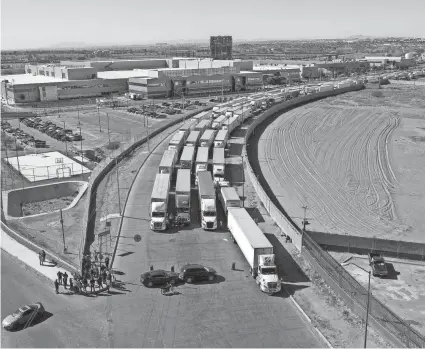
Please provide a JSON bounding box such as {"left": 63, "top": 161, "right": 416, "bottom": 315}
{"left": 1, "top": 74, "right": 59, "bottom": 85}
{"left": 97, "top": 70, "right": 149, "bottom": 79}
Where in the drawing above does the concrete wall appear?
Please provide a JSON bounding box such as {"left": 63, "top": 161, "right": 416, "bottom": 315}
{"left": 89, "top": 59, "right": 168, "bottom": 71}
{"left": 4, "top": 181, "right": 86, "bottom": 218}
{"left": 67, "top": 67, "right": 98, "bottom": 80}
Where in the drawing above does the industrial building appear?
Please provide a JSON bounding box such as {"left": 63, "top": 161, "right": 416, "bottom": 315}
{"left": 210, "top": 36, "right": 233, "bottom": 60}
{"left": 358, "top": 56, "right": 415, "bottom": 69}
{"left": 1, "top": 57, "right": 259, "bottom": 103}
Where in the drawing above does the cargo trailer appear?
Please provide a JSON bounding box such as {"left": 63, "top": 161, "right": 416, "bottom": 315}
{"left": 150, "top": 173, "right": 171, "bottom": 231}
{"left": 219, "top": 186, "right": 241, "bottom": 213}
{"left": 214, "top": 129, "right": 229, "bottom": 148}
{"left": 179, "top": 146, "right": 196, "bottom": 171}
{"left": 195, "top": 147, "right": 209, "bottom": 184}
{"left": 212, "top": 147, "right": 225, "bottom": 184}
{"left": 159, "top": 149, "right": 177, "bottom": 175}
{"left": 175, "top": 169, "right": 191, "bottom": 225}
{"left": 197, "top": 171, "right": 217, "bottom": 230}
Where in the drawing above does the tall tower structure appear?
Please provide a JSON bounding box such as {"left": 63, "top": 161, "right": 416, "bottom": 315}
{"left": 210, "top": 36, "right": 233, "bottom": 60}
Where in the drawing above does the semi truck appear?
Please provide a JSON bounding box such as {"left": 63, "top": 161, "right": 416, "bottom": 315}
{"left": 212, "top": 147, "right": 225, "bottom": 185}
{"left": 199, "top": 129, "right": 216, "bottom": 149}
{"left": 195, "top": 147, "right": 209, "bottom": 184}
{"left": 212, "top": 114, "right": 229, "bottom": 129}
{"left": 191, "top": 111, "right": 209, "bottom": 123}
{"left": 219, "top": 186, "right": 241, "bottom": 214}
{"left": 159, "top": 149, "right": 177, "bottom": 176}
{"left": 194, "top": 119, "right": 212, "bottom": 134}
{"left": 222, "top": 115, "right": 241, "bottom": 134}
{"left": 227, "top": 207, "right": 281, "bottom": 294}
{"left": 179, "top": 120, "right": 197, "bottom": 138}
{"left": 168, "top": 132, "right": 186, "bottom": 155}
{"left": 185, "top": 130, "right": 201, "bottom": 147}
{"left": 197, "top": 171, "right": 217, "bottom": 230}
{"left": 214, "top": 129, "right": 229, "bottom": 148}
{"left": 150, "top": 173, "right": 171, "bottom": 231}
{"left": 175, "top": 169, "right": 191, "bottom": 225}
{"left": 179, "top": 146, "right": 196, "bottom": 171}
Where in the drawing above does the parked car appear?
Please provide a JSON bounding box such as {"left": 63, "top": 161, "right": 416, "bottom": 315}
{"left": 140, "top": 270, "right": 179, "bottom": 287}
{"left": 368, "top": 252, "right": 388, "bottom": 277}
{"left": 178, "top": 264, "right": 217, "bottom": 283}
{"left": 2, "top": 303, "right": 45, "bottom": 331}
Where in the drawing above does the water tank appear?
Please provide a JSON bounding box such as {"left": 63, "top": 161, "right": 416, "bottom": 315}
{"left": 405, "top": 52, "right": 414, "bottom": 59}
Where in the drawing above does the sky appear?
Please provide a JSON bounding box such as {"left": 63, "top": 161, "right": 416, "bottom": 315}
{"left": 1, "top": 0, "right": 424, "bottom": 50}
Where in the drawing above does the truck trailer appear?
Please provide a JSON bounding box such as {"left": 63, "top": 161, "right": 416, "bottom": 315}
{"left": 197, "top": 171, "right": 217, "bottom": 230}
{"left": 199, "top": 129, "right": 216, "bottom": 149}
{"left": 158, "top": 149, "right": 177, "bottom": 176}
{"left": 227, "top": 207, "right": 280, "bottom": 294}
{"left": 185, "top": 130, "right": 201, "bottom": 147}
{"left": 212, "top": 114, "right": 229, "bottom": 129}
{"left": 191, "top": 111, "right": 209, "bottom": 123}
{"left": 179, "top": 146, "right": 196, "bottom": 171}
{"left": 212, "top": 147, "right": 225, "bottom": 184}
{"left": 219, "top": 186, "right": 241, "bottom": 214}
{"left": 179, "top": 120, "right": 197, "bottom": 138}
{"left": 150, "top": 173, "right": 171, "bottom": 231}
{"left": 195, "top": 147, "right": 209, "bottom": 184}
{"left": 175, "top": 169, "right": 191, "bottom": 225}
{"left": 222, "top": 115, "right": 241, "bottom": 134}
{"left": 214, "top": 129, "right": 229, "bottom": 148}
{"left": 194, "top": 119, "right": 212, "bottom": 134}
{"left": 168, "top": 132, "right": 186, "bottom": 155}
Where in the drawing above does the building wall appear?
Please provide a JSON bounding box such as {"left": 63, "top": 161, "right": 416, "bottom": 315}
{"left": 185, "top": 74, "right": 232, "bottom": 95}
{"left": 67, "top": 67, "right": 98, "bottom": 80}
{"left": 89, "top": 59, "right": 167, "bottom": 71}
{"left": 7, "top": 84, "right": 40, "bottom": 103}
{"left": 56, "top": 78, "right": 128, "bottom": 99}
{"left": 300, "top": 66, "right": 319, "bottom": 78}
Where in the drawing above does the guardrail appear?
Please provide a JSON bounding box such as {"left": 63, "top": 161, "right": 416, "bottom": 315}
{"left": 79, "top": 107, "right": 212, "bottom": 269}
{"left": 242, "top": 85, "right": 425, "bottom": 348}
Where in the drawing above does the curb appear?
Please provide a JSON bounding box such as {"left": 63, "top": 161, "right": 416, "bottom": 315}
{"left": 282, "top": 285, "right": 333, "bottom": 348}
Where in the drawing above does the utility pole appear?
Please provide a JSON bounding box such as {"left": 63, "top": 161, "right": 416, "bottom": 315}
{"left": 115, "top": 157, "right": 122, "bottom": 214}
{"left": 364, "top": 271, "right": 371, "bottom": 348}
{"left": 63, "top": 121, "right": 68, "bottom": 155}
{"left": 77, "top": 127, "right": 84, "bottom": 175}
{"left": 60, "top": 209, "right": 67, "bottom": 253}
{"left": 241, "top": 155, "right": 245, "bottom": 208}
{"left": 97, "top": 103, "right": 102, "bottom": 132}
{"left": 77, "top": 98, "right": 80, "bottom": 126}
{"left": 302, "top": 205, "right": 309, "bottom": 232}
{"left": 146, "top": 115, "right": 150, "bottom": 152}
{"left": 14, "top": 137, "right": 24, "bottom": 189}
{"left": 107, "top": 112, "right": 111, "bottom": 146}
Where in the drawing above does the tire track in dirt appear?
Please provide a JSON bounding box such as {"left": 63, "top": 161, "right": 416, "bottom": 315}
{"left": 260, "top": 103, "right": 405, "bottom": 239}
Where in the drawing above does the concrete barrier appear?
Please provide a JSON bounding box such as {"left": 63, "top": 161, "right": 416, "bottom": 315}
{"left": 80, "top": 107, "right": 212, "bottom": 269}
{"left": 3, "top": 181, "right": 87, "bottom": 219}
{"left": 308, "top": 231, "right": 425, "bottom": 260}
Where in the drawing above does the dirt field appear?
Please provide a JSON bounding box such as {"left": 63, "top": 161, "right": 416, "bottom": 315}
{"left": 257, "top": 84, "right": 425, "bottom": 243}
{"left": 22, "top": 195, "right": 76, "bottom": 216}
{"left": 330, "top": 251, "right": 425, "bottom": 336}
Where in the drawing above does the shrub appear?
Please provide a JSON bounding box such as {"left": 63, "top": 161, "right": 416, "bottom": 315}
{"left": 106, "top": 141, "right": 120, "bottom": 150}
{"left": 371, "top": 91, "right": 383, "bottom": 98}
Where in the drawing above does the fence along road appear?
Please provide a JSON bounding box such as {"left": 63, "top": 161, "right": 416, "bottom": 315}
{"left": 243, "top": 85, "right": 425, "bottom": 348}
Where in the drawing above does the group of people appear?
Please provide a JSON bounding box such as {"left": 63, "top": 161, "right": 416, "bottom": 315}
{"left": 48, "top": 250, "right": 114, "bottom": 295}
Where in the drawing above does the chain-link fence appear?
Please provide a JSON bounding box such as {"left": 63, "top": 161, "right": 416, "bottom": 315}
{"left": 302, "top": 232, "right": 425, "bottom": 348}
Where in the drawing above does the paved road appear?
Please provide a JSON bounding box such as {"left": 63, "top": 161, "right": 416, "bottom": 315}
{"left": 107, "top": 121, "right": 324, "bottom": 347}
{"left": 1, "top": 251, "right": 109, "bottom": 348}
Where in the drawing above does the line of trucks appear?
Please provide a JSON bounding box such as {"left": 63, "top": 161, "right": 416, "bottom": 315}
{"left": 149, "top": 107, "right": 281, "bottom": 294}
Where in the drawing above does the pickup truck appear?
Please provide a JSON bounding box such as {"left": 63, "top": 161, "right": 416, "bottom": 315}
{"left": 368, "top": 252, "right": 388, "bottom": 277}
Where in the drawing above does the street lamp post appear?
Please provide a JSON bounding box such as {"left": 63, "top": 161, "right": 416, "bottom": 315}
{"left": 63, "top": 121, "right": 68, "bottom": 156}
{"left": 341, "top": 262, "right": 372, "bottom": 348}
{"left": 77, "top": 126, "right": 84, "bottom": 175}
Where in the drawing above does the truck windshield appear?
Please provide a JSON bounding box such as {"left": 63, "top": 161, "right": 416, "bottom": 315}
{"left": 261, "top": 267, "right": 277, "bottom": 275}
{"left": 204, "top": 211, "right": 216, "bottom": 217}
{"left": 152, "top": 212, "right": 165, "bottom": 218}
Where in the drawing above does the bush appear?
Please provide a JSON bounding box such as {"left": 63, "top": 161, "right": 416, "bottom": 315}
{"left": 106, "top": 141, "right": 120, "bottom": 150}
{"left": 371, "top": 91, "right": 383, "bottom": 98}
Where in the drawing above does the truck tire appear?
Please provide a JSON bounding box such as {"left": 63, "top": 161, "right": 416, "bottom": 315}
{"left": 250, "top": 268, "right": 256, "bottom": 278}
{"left": 147, "top": 281, "right": 153, "bottom": 287}
{"left": 186, "top": 277, "right": 193, "bottom": 283}
{"left": 208, "top": 275, "right": 215, "bottom": 281}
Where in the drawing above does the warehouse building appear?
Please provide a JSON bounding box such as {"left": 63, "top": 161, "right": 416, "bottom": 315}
{"left": 1, "top": 58, "right": 258, "bottom": 103}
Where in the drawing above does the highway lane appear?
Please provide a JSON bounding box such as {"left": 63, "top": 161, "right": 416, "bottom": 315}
{"left": 1, "top": 251, "right": 109, "bottom": 348}
{"left": 106, "top": 120, "right": 324, "bottom": 347}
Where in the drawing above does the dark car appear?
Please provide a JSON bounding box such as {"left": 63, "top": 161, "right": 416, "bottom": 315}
{"left": 140, "top": 269, "right": 179, "bottom": 287}
{"left": 179, "top": 264, "right": 217, "bottom": 283}
{"left": 368, "top": 252, "right": 388, "bottom": 277}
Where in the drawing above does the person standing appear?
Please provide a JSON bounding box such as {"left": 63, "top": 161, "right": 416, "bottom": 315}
{"left": 102, "top": 269, "right": 107, "bottom": 285}
{"left": 63, "top": 272, "right": 68, "bottom": 289}
{"left": 90, "top": 277, "right": 95, "bottom": 292}
{"left": 106, "top": 271, "right": 112, "bottom": 288}
{"left": 83, "top": 278, "right": 88, "bottom": 292}
{"left": 69, "top": 278, "right": 74, "bottom": 292}
{"left": 57, "top": 271, "right": 63, "bottom": 285}
{"left": 54, "top": 279, "right": 59, "bottom": 294}
{"left": 41, "top": 250, "right": 46, "bottom": 265}
{"left": 97, "top": 275, "right": 103, "bottom": 289}
{"left": 105, "top": 256, "right": 110, "bottom": 269}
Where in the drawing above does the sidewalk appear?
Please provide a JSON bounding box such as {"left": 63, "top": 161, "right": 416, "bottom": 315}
{"left": 1, "top": 228, "right": 72, "bottom": 282}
